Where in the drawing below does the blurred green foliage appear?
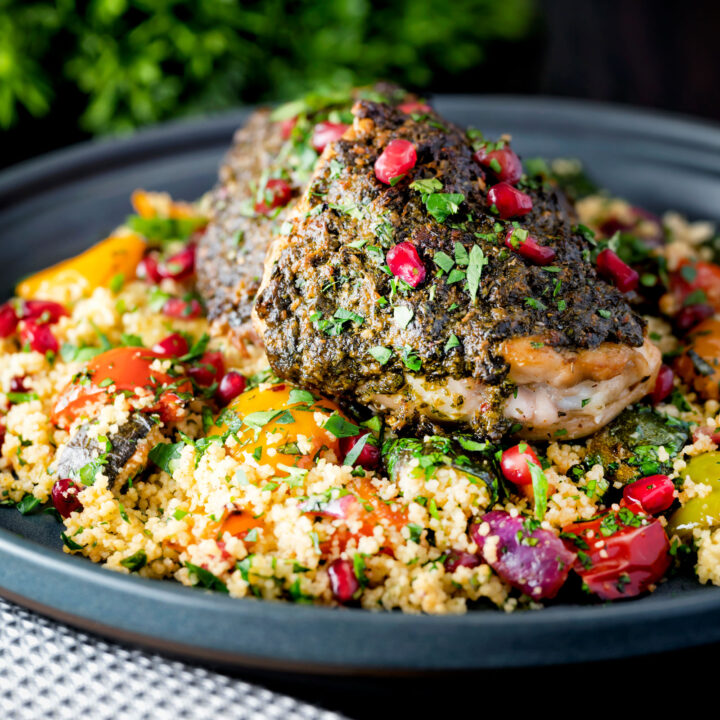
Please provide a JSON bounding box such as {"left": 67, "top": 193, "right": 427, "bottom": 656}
{"left": 0, "top": 0, "right": 534, "bottom": 135}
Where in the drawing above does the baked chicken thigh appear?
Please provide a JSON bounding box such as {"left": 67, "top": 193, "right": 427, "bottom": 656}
{"left": 253, "top": 100, "right": 660, "bottom": 440}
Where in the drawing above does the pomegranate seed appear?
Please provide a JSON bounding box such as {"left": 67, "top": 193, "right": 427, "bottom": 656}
{"left": 339, "top": 432, "right": 380, "bottom": 470}
{"left": 279, "top": 116, "right": 297, "bottom": 140}
{"left": 596, "top": 248, "right": 639, "bottom": 293}
{"left": 623, "top": 475, "right": 675, "bottom": 515}
{"left": 159, "top": 245, "right": 195, "bottom": 281}
{"left": 675, "top": 303, "right": 714, "bottom": 334}
{"left": 216, "top": 371, "right": 247, "bottom": 406}
{"left": 651, "top": 364, "right": 674, "bottom": 404}
{"left": 374, "top": 139, "right": 417, "bottom": 185}
{"left": 0, "top": 420, "right": 6, "bottom": 447}
{"left": 152, "top": 333, "right": 189, "bottom": 358}
{"left": 444, "top": 550, "right": 481, "bottom": 573}
{"left": 255, "top": 178, "right": 293, "bottom": 214}
{"left": 162, "top": 297, "right": 203, "bottom": 319}
{"left": 398, "top": 101, "right": 432, "bottom": 114}
{"left": 188, "top": 351, "right": 225, "bottom": 387}
{"left": 20, "top": 320, "right": 58, "bottom": 355}
{"left": 327, "top": 558, "right": 359, "bottom": 603}
{"left": 311, "top": 121, "right": 349, "bottom": 153}
{"left": 137, "top": 255, "right": 163, "bottom": 284}
{"left": 487, "top": 182, "right": 533, "bottom": 219}
{"left": 22, "top": 300, "right": 68, "bottom": 325}
{"left": 51, "top": 478, "right": 83, "bottom": 518}
{"left": 505, "top": 229, "right": 556, "bottom": 266}
{"left": 500, "top": 443, "right": 541, "bottom": 486}
{"left": 386, "top": 241, "right": 426, "bottom": 287}
{"left": 474, "top": 146, "right": 523, "bottom": 185}
{"left": 9, "top": 376, "right": 28, "bottom": 394}
{"left": 0, "top": 303, "right": 18, "bottom": 338}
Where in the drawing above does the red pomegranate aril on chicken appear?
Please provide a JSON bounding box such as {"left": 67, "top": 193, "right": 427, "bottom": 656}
{"left": 188, "top": 351, "right": 225, "bottom": 387}
{"left": 51, "top": 478, "right": 83, "bottom": 518}
{"left": 137, "top": 255, "right": 163, "bottom": 284}
{"left": 487, "top": 182, "right": 533, "bottom": 219}
{"left": 500, "top": 443, "right": 541, "bottom": 486}
{"left": 651, "top": 364, "right": 674, "bottom": 404}
{"left": 159, "top": 245, "right": 195, "bottom": 281}
{"left": 398, "top": 101, "right": 432, "bottom": 114}
{"left": 0, "top": 303, "right": 18, "bottom": 338}
{"left": 255, "top": 178, "right": 293, "bottom": 214}
{"left": 328, "top": 558, "right": 359, "bottom": 603}
{"left": 216, "top": 371, "right": 247, "bottom": 406}
{"left": 339, "top": 432, "right": 380, "bottom": 469}
{"left": 386, "top": 241, "right": 426, "bottom": 287}
{"left": 596, "top": 248, "right": 639, "bottom": 293}
{"left": 474, "top": 147, "right": 523, "bottom": 185}
{"left": 505, "top": 229, "right": 556, "bottom": 266}
{"left": 152, "top": 333, "right": 189, "bottom": 358}
{"left": 623, "top": 475, "right": 675, "bottom": 515}
{"left": 162, "top": 297, "right": 203, "bottom": 319}
{"left": 22, "top": 300, "right": 68, "bottom": 325}
{"left": 444, "top": 550, "right": 481, "bottom": 573}
{"left": 311, "top": 121, "right": 349, "bottom": 153}
{"left": 20, "top": 320, "right": 58, "bottom": 355}
{"left": 280, "top": 116, "right": 297, "bottom": 140}
{"left": 675, "top": 303, "right": 714, "bottom": 334}
{"left": 374, "top": 139, "right": 417, "bottom": 184}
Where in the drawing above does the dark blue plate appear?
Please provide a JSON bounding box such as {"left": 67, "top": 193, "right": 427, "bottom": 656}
{"left": 1, "top": 96, "right": 720, "bottom": 672}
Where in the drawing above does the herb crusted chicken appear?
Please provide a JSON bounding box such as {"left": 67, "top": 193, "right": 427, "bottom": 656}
{"left": 254, "top": 100, "right": 661, "bottom": 440}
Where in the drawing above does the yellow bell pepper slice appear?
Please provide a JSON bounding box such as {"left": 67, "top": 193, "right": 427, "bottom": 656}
{"left": 16, "top": 231, "right": 146, "bottom": 300}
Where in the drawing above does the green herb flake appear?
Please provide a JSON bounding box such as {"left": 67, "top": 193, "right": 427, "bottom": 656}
{"left": 369, "top": 346, "right": 393, "bottom": 365}
{"left": 323, "top": 412, "right": 360, "bottom": 439}
{"left": 393, "top": 305, "right": 414, "bottom": 329}
{"left": 120, "top": 549, "right": 147, "bottom": 571}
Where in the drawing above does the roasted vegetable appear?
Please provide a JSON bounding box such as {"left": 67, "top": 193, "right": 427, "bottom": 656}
{"left": 572, "top": 406, "right": 689, "bottom": 484}
{"left": 51, "top": 347, "right": 192, "bottom": 429}
{"left": 210, "top": 382, "right": 350, "bottom": 478}
{"left": 675, "top": 318, "right": 720, "bottom": 401}
{"left": 16, "top": 232, "right": 146, "bottom": 299}
{"left": 382, "top": 435, "right": 500, "bottom": 505}
{"left": 668, "top": 452, "right": 720, "bottom": 538}
{"left": 56, "top": 413, "right": 161, "bottom": 488}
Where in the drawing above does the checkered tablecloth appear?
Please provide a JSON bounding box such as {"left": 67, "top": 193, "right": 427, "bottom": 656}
{"left": 0, "top": 597, "right": 345, "bottom": 720}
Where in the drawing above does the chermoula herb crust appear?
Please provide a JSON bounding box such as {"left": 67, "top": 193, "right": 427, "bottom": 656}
{"left": 196, "top": 85, "right": 415, "bottom": 342}
{"left": 255, "top": 100, "right": 646, "bottom": 436}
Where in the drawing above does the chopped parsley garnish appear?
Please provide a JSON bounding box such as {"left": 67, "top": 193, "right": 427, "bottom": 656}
{"left": 323, "top": 412, "right": 360, "bottom": 438}
{"left": 444, "top": 334, "right": 461, "bottom": 352}
{"left": 425, "top": 193, "right": 464, "bottom": 223}
{"left": 393, "top": 305, "right": 414, "bottom": 329}
{"left": 528, "top": 461, "right": 548, "bottom": 521}
{"left": 433, "top": 251, "right": 455, "bottom": 273}
{"left": 185, "top": 561, "right": 228, "bottom": 594}
{"left": 288, "top": 388, "right": 315, "bottom": 405}
{"left": 149, "top": 441, "right": 184, "bottom": 474}
{"left": 120, "top": 550, "right": 147, "bottom": 571}
{"left": 466, "top": 244, "right": 488, "bottom": 302}
{"left": 369, "top": 346, "right": 393, "bottom": 365}
{"left": 402, "top": 347, "right": 422, "bottom": 371}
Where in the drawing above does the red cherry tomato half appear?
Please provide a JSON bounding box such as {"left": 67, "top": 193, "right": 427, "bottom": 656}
{"left": 51, "top": 347, "right": 191, "bottom": 428}
{"left": 500, "top": 443, "right": 541, "bottom": 486}
{"left": 562, "top": 509, "right": 671, "bottom": 600}
{"left": 670, "top": 260, "right": 720, "bottom": 313}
